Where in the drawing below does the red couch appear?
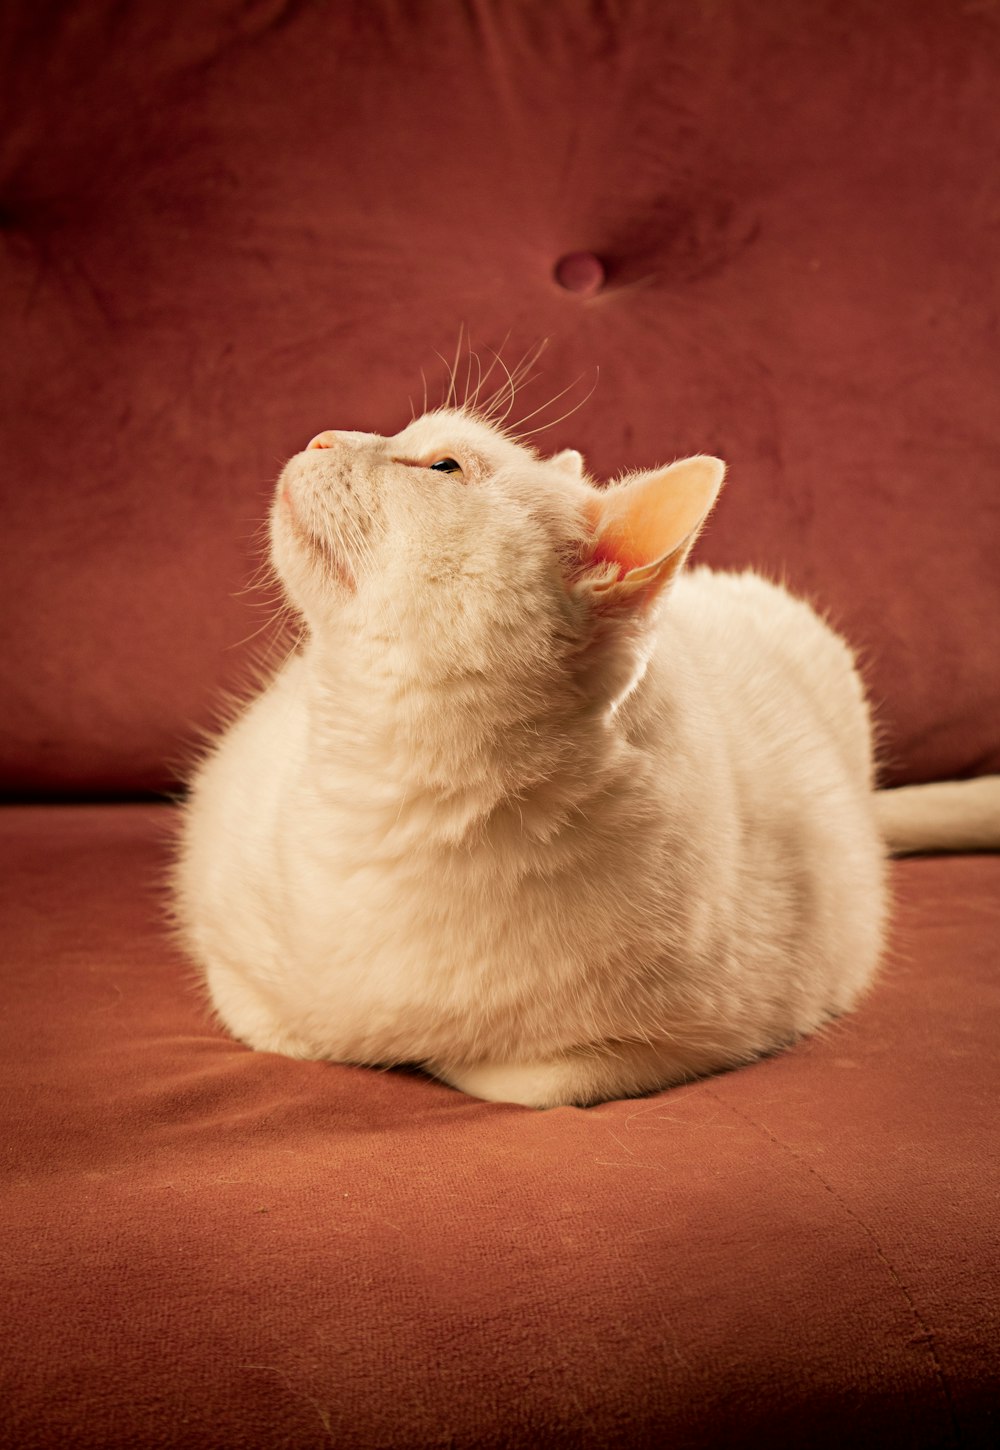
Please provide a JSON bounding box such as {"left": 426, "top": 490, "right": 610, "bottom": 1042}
{"left": 3, "top": 3, "right": 998, "bottom": 1446}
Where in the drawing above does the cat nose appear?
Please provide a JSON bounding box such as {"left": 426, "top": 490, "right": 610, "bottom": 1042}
{"left": 307, "top": 430, "right": 340, "bottom": 450}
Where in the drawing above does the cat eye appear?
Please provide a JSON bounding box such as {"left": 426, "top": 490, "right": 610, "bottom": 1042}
{"left": 428, "top": 458, "right": 462, "bottom": 474}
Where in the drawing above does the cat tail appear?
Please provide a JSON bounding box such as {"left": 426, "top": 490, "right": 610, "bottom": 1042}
{"left": 875, "top": 776, "right": 1000, "bottom": 856}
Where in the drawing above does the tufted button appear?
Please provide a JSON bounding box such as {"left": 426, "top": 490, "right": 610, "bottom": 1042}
{"left": 554, "top": 251, "right": 606, "bottom": 296}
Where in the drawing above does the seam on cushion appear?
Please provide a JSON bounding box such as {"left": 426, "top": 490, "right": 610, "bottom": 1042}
{"left": 701, "top": 1086, "right": 963, "bottom": 1449}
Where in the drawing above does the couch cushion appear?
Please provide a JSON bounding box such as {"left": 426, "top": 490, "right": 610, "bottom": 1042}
{"left": 2, "top": 0, "right": 999, "bottom": 795}
{"left": 2, "top": 802, "right": 998, "bottom": 1447}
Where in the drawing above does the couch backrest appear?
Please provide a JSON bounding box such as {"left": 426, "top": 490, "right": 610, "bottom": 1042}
{"left": 3, "top": 0, "right": 998, "bottom": 796}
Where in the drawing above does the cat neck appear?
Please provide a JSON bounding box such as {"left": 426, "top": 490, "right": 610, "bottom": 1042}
{"left": 294, "top": 633, "right": 633, "bottom": 851}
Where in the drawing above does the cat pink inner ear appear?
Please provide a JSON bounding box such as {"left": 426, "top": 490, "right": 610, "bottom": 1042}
{"left": 589, "top": 456, "right": 726, "bottom": 582}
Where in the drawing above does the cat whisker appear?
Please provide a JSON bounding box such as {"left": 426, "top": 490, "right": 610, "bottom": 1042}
{"left": 478, "top": 350, "right": 520, "bottom": 427}
{"left": 437, "top": 323, "right": 467, "bottom": 411}
{"left": 509, "top": 336, "right": 549, "bottom": 390}
{"left": 463, "top": 342, "right": 477, "bottom": 416}
{"left": 475, "top": 338, "right": 550, "bottom": 432}
{"left": 508, "top": 369, "right": 600, "bottom": 441}
{"left": 224, "top": 610, "right": 294, "bottom": 655}
{"left": 464, "top": 331, "right": 512, "bottom": 413}
{"left": 464, "top": 348, "right": 483, "bottom": 413}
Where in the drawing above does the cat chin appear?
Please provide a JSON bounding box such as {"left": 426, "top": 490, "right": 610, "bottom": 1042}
{"left": 271, "top": 503, "right": 356, "bottom": 598}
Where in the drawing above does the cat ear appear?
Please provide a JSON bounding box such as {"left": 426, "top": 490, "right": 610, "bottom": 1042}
{"left": 580, "top": 455, "right": 725, "bottom": 605}
{"left": 550, "top": 448, "right": 584, "bottom": 477}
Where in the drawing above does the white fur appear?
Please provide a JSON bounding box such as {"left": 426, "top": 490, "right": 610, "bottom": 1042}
{"left": 876, "top": 777, "right": 1000, "bottom": 854}
{"left": 176, "top": 408, "right": 902, "bottom": 1108}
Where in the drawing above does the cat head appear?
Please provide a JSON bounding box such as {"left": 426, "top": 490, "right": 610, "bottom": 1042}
{"left": 271, "top": 408, "right": 724, "bottom": 723}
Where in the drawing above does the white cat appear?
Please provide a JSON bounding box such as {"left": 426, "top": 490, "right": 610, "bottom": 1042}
{"left": 175, "top": 408, "right": 999, "bottom": 1107}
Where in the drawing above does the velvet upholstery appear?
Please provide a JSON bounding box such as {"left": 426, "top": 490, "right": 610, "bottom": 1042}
{"left": 2, "top": 806, "right": 999, "bottom": 1448}
{"left": 2, "top": 2, "right": 999, "bottom": 1447}
{"left": 2, "top": 0, "right": 999, "bottom": 795}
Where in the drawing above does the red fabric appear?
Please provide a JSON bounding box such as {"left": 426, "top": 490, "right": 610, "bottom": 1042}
{"left": 2, "top": 4, "right": 999, "bottom": 1443}
{"left": 2, "top": 804, "right": 999, "bottom": 1447}
{"left": 2, "top": 0, "right": 999, "bottom": 794}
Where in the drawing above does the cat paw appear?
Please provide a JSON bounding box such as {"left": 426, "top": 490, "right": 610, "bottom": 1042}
{"left": 430, "top": 1038, "right": 701, "bottom": 1108}
{"left": 429, "top": 1057, "right": 591, "bottom": 1109}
